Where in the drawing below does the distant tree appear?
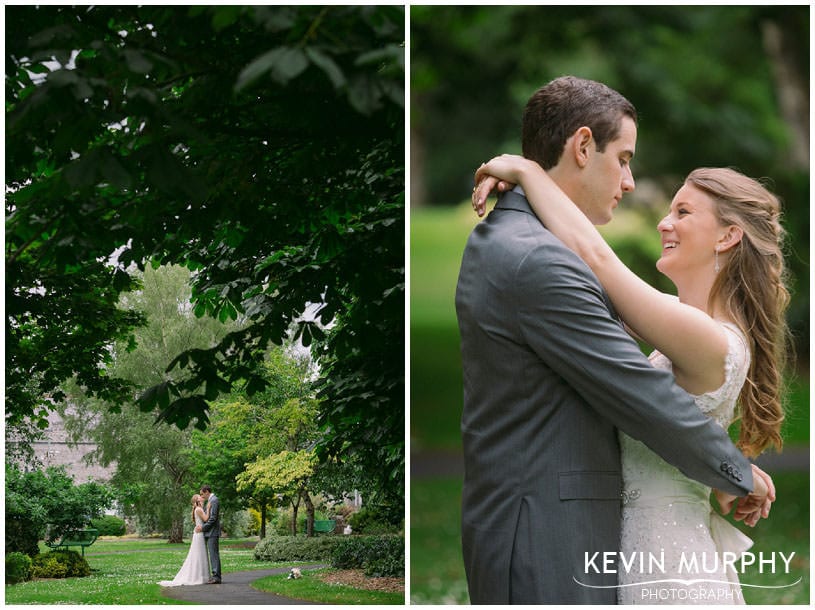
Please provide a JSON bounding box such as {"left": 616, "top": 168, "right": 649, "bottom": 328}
{"left": 237, "top": 449, "right": 319, "bottom": 536}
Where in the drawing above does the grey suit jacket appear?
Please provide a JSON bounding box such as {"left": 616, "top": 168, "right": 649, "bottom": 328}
{"left": 455, "top": 192, "right": 753, "bottom": 604}
{"left": 201, "top": 494, "right": 220, "bottom": 538}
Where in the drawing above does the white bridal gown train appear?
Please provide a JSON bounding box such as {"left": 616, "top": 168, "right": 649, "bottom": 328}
{"left": 158, "top": 515, "right": 210, "bottom": 586}
{"left": 618, "top": 322, "right": 753, "bottom": 605}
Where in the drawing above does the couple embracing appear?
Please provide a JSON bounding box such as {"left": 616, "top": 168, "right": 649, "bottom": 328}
{"left": 159, "top": 485, "right": 222, "bottom": 587}
{"left": 457, "top": 76, "right": 790, "bottom": 604}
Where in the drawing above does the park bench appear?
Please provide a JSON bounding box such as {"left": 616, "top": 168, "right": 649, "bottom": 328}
{"left": 303, "top": 519, "right": 336, "bottom": 534}
{"left": 314, "top": 519, "right": 336, "bottom": 533}
{"left": 44, "top": 527, "right": 99, "bottom": 557}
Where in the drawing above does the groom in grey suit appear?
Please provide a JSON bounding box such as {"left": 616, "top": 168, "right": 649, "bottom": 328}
{"left": 456, "top": 76, "right": 767, "bottom": 604}
{"left": 196, "top": 485, "right": 221, "bottom": 584}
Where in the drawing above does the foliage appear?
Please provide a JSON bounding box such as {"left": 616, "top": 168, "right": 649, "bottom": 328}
{"left": 348, "top": 505, "right": 402, "bottom": 535}
{"left": 238, "top": 450, "right": 318, "bottom": 497}
{"left": 253, "top": 534, "right": 344, "bottom": 562}
{"left": 221, "top": 509, "right": 254, "bottom": 539}
{"left": 5, "top": 463, "right": 113, "bottom": 557}
{"left": 90, "top": 515, "right": 127, "bottom": 537}
{"left": 7, "top": 6, "right": 404, "bottom": 503}
{"left": 247, "top": 508, "right": 262, "bottom": 537}
{"left": 331, "top": 535, "right": 404, "bottom": 577}
{"left": 6, "top": 552, "right": 33, "bottom": 585}
{"left": 31, "top": 550, "right": 92, "bottom": 579}
{"left": 4, "top": 409, "right": 48, "bottom": 469}
{"left": 238, "top": 449, "right": 318, "bottom": 536}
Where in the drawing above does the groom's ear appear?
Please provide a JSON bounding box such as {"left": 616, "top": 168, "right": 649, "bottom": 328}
{"left": 570, "top": 126, "right": 594, "bottom": 168}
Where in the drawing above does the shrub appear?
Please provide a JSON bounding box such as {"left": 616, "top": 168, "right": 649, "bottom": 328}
{"left": 348, "top": 505, "right": 401, "bottom": 535}
{"left": 31, "top": 550, "right": 91, "bottom": 579}
{"left": 331, "top": 535, "right": 404, "bottom": 577}
{"left": 91, "top": 515, "right": 126, "bottom": 536}
{"left": 253, "top": 534, "right": 344, "bottom": 562}
{"left": 31, "top": 555, "right": 68, "bottom": 579}
{"left": 247, "top": 508, "right": 261, "bottom": 537}
{"left": 6, "top": 552, "right": 32, "bottom": 584}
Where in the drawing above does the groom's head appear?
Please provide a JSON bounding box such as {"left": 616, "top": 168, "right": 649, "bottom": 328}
{"left": 199, "top": 485, "right": 212, "bottom": 500}
{"left": 522, "top": 76, "right": 638, "bottom": 225}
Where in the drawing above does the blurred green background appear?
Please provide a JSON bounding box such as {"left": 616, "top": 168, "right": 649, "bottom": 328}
{"left": 409, "top": 5, "right": 809, "bottom": 605}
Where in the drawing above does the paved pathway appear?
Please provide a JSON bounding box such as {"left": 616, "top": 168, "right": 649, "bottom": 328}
{"left": 159, "top": 565, "right": 325, "bottom": 605}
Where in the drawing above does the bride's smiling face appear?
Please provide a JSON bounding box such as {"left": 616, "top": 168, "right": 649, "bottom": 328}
{"left": 655, "top": 182, "right": 723, "bottom": 280}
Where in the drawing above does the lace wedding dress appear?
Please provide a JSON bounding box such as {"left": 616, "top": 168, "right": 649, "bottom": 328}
{"left": 618, "top": 322, "right": 753, "bottom": 605}
{"left": 158, "top": 514, "right": 210, "bottom": 586}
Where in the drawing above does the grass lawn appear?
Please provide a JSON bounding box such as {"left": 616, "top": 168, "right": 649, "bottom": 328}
{"left": 410, "top": 478, "right": 469, "bottom": 605}
{"left": 253, "top": 568, "right": 404, "bottom": 604}
{"left": 5, "top": 537, "right": 401, "bottom": 605}
{"left": 409, "top": 203, "right": 479, "bottom": 451}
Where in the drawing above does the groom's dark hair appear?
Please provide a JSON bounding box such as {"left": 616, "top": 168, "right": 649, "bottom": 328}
{"left": 200, "top": 485, "right": 212, "bottom": 493}
{"left": 522, "top": 75, "right": 637, "bottom": 170}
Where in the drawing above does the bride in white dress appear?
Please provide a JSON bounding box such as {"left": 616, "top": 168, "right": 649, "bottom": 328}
{"left": 159, "top": 494, "right": 210, "bottom": 586}
{"left": 473, "top": 156, "right": 789, "bottom": 604}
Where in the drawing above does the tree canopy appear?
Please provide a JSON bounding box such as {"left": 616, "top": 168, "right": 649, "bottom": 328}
{"left": 6, "top": 6, "right": 404, "bottom": 493}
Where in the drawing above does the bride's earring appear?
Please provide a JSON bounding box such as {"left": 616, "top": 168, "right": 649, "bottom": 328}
{"left": 714, "top": 247, "right": 720, "bottom": 273}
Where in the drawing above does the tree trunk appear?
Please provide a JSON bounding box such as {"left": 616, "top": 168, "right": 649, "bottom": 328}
{"left": 168, "top": 516, "right": 184, "bottom": 543}
{"left": 290, "top": 495, "right": 301, "bottom": 536}
{"left": 260, "top": 503, "right": 267, "bottom": 539}
{"left": 761, "top": 18, "right": 809, "bottom": 170}
{"left": 303, "top": 489, "right": 315, "bottom": 538}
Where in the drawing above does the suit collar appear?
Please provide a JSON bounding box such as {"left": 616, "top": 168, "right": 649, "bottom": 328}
{"left": 495, "top": 189, "right": 535, "bottom": 215}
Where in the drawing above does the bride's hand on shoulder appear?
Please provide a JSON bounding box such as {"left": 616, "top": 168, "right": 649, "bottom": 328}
{"left": 472, "top": 154, "right": 537, "bottom": 217}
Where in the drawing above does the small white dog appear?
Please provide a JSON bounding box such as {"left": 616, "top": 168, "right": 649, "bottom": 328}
{"left": 287, "top": 567, "right": 302, "bottom": 580}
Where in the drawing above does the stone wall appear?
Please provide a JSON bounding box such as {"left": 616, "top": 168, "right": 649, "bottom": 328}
{"left": 29, "top": 410, "right": 115, "bottom": 483}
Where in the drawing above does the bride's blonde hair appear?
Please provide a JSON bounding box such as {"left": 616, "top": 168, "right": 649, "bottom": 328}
{"left": 190, "top": 494, "right": 201, "bottom": 525}
{"left": 687, "top": 167, "right": 792, "bottom": 457}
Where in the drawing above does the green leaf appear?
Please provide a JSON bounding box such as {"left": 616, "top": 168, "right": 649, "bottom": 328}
{"left": 235, "top": 46, "right": 308, "bottom": 91}
{"left": 100, "top": 153, "right": 132, "bottom": 189}
{"left": 305, "top": 47, "right": 347, "bottom": 89}
{"left": 123, "top": 49, "right": 153, "bottom": 74}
